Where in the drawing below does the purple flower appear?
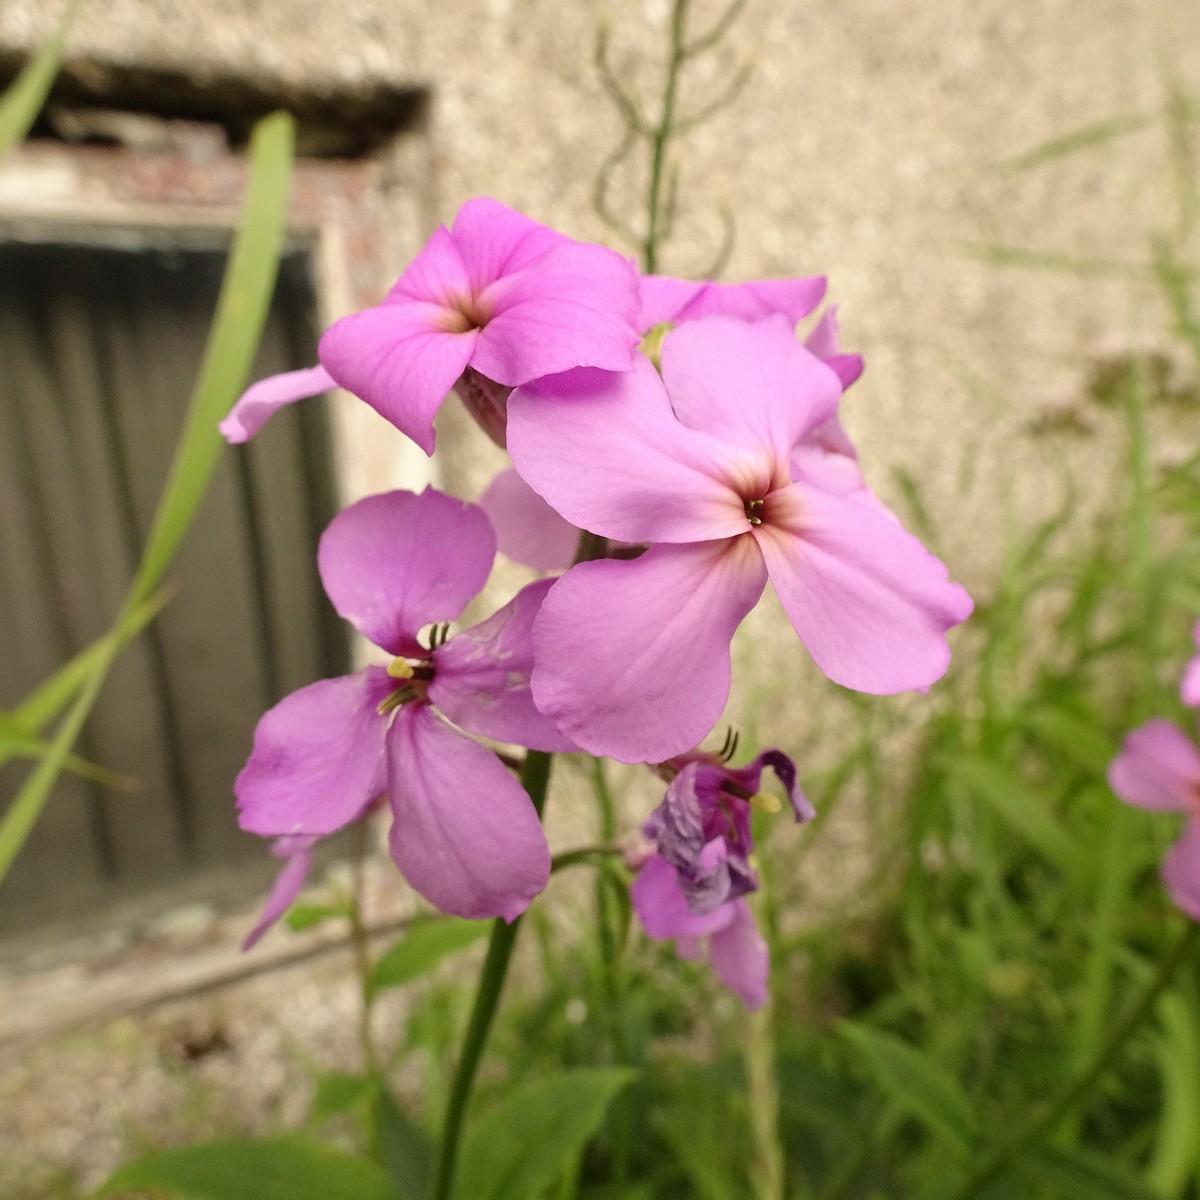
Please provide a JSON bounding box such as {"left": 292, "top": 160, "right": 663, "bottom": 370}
{"left": 235, "top": 486, "right": 573, "bottom": 923}
{"left": 242, "top": 835, "right": 318, "bottom": 949}
{"left": 637, "top": 273, "right": 827, "bottom": 332}
{"left": 1108, "top": 719, "right": 1200, "bottom": 921}
{"left": 645, "top": 747, "right": 813, "bottom": 915}
{"left": 632, "top": 856, "right": 769, "bottom": 1009}
{"left": 507, "top": 315, "right": 973, "bottom": 763}
{"left": 221, "top": 198, "right": 641, "bottom": 453}
{"left": 479, "top": 468, "right": 582, "bottom": 573}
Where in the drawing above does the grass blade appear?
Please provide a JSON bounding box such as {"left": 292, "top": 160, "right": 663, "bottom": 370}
{"left": 0, "top": 0, "right": 79, "bottom": 160}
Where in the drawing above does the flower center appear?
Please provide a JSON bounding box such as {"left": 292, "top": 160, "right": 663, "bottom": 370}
{"left": 744, "top": 497, "right": 765, "bottom": 526}
{"left": 440, "top": 292, "right": 493, "bottom": 334}
{"left": 377, "top": 656, "right": 435, "bottom": 713}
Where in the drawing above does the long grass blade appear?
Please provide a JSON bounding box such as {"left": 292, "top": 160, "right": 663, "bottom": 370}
{"left": 0, "top": 0, "right": 79, "bottom": 161}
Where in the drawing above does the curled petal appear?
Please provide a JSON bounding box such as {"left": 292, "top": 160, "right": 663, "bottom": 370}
{"left": 386, "top": 705, "right": 550, "bottom": 921}
{"left": 724, "top": 748, "right": 816, "bottom": 823}
{"left": 638, "top": 275, "right": 826, "bottom": 331}
{"left": 757, "top": 484, "right": 973, "bottom": 694}
{"left": 1162, "top": 818, "right": 1200, "bottom": 921}
{"left": 318, "top": 488, "right": 496, "bottom": 657}
{"left": 242, "top": 837, "right": 317, "bottom": 950}
{"left": 662, "top": 315, "right": 842, "bottom": 461}
{"left": 236, "top": 670, "right": 389, "bottom": 837}
{"left": 219, "top": 365, "right": 336, "bottom": 444}
{"left": 1108, "top": 719, "right": 1200, "bottom": 812}
{"left": 630, "top": 853, "right": 736, "bottom": 940}
{"left": 803, "top": 305, "right": 865, "bottom": 390}
{"left": 531, "top": 539, "right": 768, "bottom": 764}
{"left": 708, "top": 899, "right": 770, "bottom": 1010}
{"left": 479, "top": 468, "right": 580, "bottom": 572}
{"left": 431, "top": 578, "right": 577, "bottom": 752}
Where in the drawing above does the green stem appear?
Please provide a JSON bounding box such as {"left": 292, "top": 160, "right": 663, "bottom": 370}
{"left": 949, "top": 920, "right": 1200, "bottom": 1200}
{"left": 348, "top": 821, "right": 380, "bottom": 1077}
{"left": 643, "top": 0, "right": 690, "bottom": 272}
{"left": 432, "top": 750, "right": 553, "bottom": 1200}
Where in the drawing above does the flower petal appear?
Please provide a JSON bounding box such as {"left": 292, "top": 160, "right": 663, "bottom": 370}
{"left": 1108, "top": 719, "right": 1200, "bottom": 812}
{"left": 478, "top": 468, "right": 580, "bottom": 572}
{"left": 242, "top": 836, "right": 316, "bottom": 950}
{"left": 472, "top": 240, "right": 641, "bottom": 385}
{"left": 1182, "top": 620, "right": 1200, "bottom": 707}
{"left": 708, "top": 899, "right": 769, "bottom": 1009}
{"left": 220, "top": 365, "right": 336, "bottom": 444}
{"left": 803, "top": 305, "right": 865, "bottom": 390}
{"left": 638, "top": 275, "right": 826, "bottom": 330}
{"left": 531, "top": 539, "right": 768, "bottom": 763}
{"left": 756, "top": 484, "right": 973, "bottom": 694}
{"left": 507, "top": 357, "right": 747, "bottom": 544}
{"left": 430, "top": 578, "right": 577, "bottom": 752}
{"left": 725, "top": 748, "right": 816, "bottom": 823}
{"left": 1162, "top": 818, "right": 1200, "bottom": 921}
{"left": 318, "top": 488, "right": 496, "bottom": 657}
{"left": 385, "top": 223, "right": 473, "bottom": 307}
{"left": 385, "top": 705, "right": 550, "bottom": 921}
{"left": 318, "top": 304, "right": 474, "bottom": 455}
{"left": 661, "top": 315, "right": 842, "bottom": 460}
{"left": 448, "top": 197, "right": 566, "bottom": 293}
{"left": 630, "top": 853, "right": 736, "bottom": 939}
{"left": 236, "top": 670, "right": 389, "bottom": 837}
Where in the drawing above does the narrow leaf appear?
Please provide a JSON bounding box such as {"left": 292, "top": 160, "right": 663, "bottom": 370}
{"left": 1148, "top": 992, "right": 1200, "bottom": 1196}
{"left": 94, "top": 1135, "right": 399, "bottom": 1200}
{"left": 286, "top": 901, "right": 348, "bottom": 933}
{"left": 999, "top": 112, "right": 1152, "bottom": 173}
{"left": 368, "top": 919, "right": 488, "bottom": 998}
{"left": 372, "top": 1084, "right": 434, "bottom": 1200}
{"left": 0, "top": 0, "right": 79, "bottom": 161}
{"left": 455, "top": 1068, "right": 634, "bottom": 1200}
{"left": 837, "top": 1021, "right": 976, "bottom": 1152}
{"left": 1018, "top": 1145, "right": 1160, "bottom": 1200}
{"left": 310, "top": 1072, "right": 374, "bottom": 1122}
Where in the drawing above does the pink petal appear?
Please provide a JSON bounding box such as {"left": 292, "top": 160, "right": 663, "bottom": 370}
{"left": 472, "top": 240, "right": 640, "bottom": 385}
{"left": 242, "top": 837, "right": 316, "bottom": 950}
{"left": 219, "top": 365, "right": 336, "bottom": 444}
{"left": 1182, "top": 621, "right": 1200, "bottom": 706}
{"left": 638, "top": 275, "right": 827, "bottom": 330}
{"left": 708, "top": 899, "right": 770, "bottom": 1009}
{"left": 478, "top": 468, "right": 580, "bottom": 572}
{"left": 531, "top": 539, "right": 768, "bottom": 763}
{"left": 661, "top": 315, "right": 842, "bottom": 461}
{"left": 630, "top": 854, "right": 736, "bottom": 939}
{"left": 385, "top": 705, "right": 550, "bottom": 921}
{"left": 1162, "top": 818, "right": 1200, "bottom": 921}
{"left": 430, "top": 578, "right": 577, "bottom": 752}
{"left": 802, "top": 305, "right": 864, "bottom": 389}
{"left": 385, "top": 223, "right": 473, "bottom": 307}
{"left": 318, "top": 305, "right": 474, "bottom": 455}
{"left": 318, "top": 488, "right": 495, "bottom": 657}
{"left": 756, "top": 484, "right": 973, "bottom": 694}
{"left": 236, "top": 670, "right": 390, "bottom": 837}
{"left": 449, "top": 197, "right": 566, "bottom": 293}
{"left": 507, "top": 357, "right": 747, "bottom": 545}
{"left": 1108, "top": 719, "right": 1200, "bottom": 812}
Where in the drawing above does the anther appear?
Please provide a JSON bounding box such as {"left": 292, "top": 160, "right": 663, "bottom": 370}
{"left": 749, "top": 792, "right": 782, "bottom": 814}
{"left": 387, "top": 658, "right": 415, "bottom": 680}
{"left": 744, "top": 498, "right": 764, "bottom": 527}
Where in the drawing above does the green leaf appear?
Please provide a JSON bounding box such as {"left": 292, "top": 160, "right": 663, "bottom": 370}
{"left": 368, "top": 919, "right": 488, "bottom": 998}
{"left": 0, "top": 112, "right": 293, "bottom": 887}
{"left": 310, "top": 1072, "right": 374, "bottom": 1122}
{"left": 943, "top": 755, "right": 1081, "bottom": 875}
{"left": 94, "top": 1135, "right": 399, "bottom": 1200}
{"left": 0, "top": 0, "right": 79, "bottom": 161}
{"left": 454, "top": 1068, "right": 635, "bottom": 1200}
{"left": 371, "top": 1084, "right": 433, "bottom": 1200}
{"left": 1148, "top": 991, "right": 1200, "bottom": 1196}
{"left": 0, "top": 710, "right": 134, "bottom": 789}
{"left": 286, "top": 901, "right": 348, "bottom": 933}
{"left": 836, "top": 1021, "right": 976, "bottom": 1153}
{"left": 1023, "top": 706, "right": 1116, "bottom": 773}
{"left": 1017, "top": 1145, "right": 1160, "bottom": 1200}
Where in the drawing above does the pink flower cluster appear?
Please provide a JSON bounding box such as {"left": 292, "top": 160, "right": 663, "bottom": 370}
{"left": 225, "top": 198, "right": 973, "bottom": 1004}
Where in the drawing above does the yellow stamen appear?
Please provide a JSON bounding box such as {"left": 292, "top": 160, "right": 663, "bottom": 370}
{"left": 749, "top": 791, "right": 782, "bottom": 814}
{"left": 387, "top": 657, "right": 415, "bottom": 680}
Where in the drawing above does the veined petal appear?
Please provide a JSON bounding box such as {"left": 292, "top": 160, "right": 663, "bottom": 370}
{"left": 430, "top": 578, "right": 577, "bottom": 752}
{"left": 708, "top": 899, "right": 769, "bottom": 1009}
{"left": 662, "top": 315, "right": 842, "bottom": 460}
{"left": 1162, "top": 818, "right": 1200, "bottom": 921}
{"left": 473, "top": 241, "right": 641, "bottom": 385}
{"left": 318, "top": 488, "right": 496, "bottom": 658}
{"left": 319, "top": 305, "right": 474, "bottom": 455}
{"left": 479, "top": 468, "right": 580, "bottom": 572}
{"left": 757, "top": 484, "right": 973, "bottom": 694}
{"left": 236, "top": 669, "right": 389, "bottom": 837}
{"left": 385, "top": 224, "right": 473, "bottom": 308}
{"left": 242, "top": 837, "right": 316, "bottom": 950}
{"left": 1109, "top": 719, "right": 1200, "bottom": 812}
{"left": 631, "top": 853, "right": 736, "bottom": 939}
{"left": 220, "top": 365, "right": 336, "bottom": 444}
{"left": 449, "top": 197, "right": 566, "bottom": 293}
{"left": 638, "top": 275, "right": 826, "bottom": 330}
{"left": 531, "top": 539, "right": 768, "bottom": 763}
{"left": 385, "top": 705, "right": 550, "bottom": 921}
{"left": 508, "top": 357, "right": 748, "bottom": 544}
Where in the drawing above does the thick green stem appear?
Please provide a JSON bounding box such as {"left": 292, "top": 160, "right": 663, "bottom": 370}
{"left": 949, "top": 920, "right": 1200, "bottom": 1200}
{"left": 432, "top": 750, "right": 553, "bottom": 1200}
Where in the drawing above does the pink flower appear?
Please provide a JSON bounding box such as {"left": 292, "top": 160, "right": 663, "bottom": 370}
{"left": 235, "top": 487, "right": 572, "bottom": 923}
{"left": 632, "top": 856, "right": 769, "bottom": 1009}
{"left": 637, "top": 273, "right": 827, "bottom": 332}
{"left": 1108, "top": 719, "right": 1200, "bottom": 921}
{"left": 242, "top": 835, "right": 317, "bottom": 949}
{"left": 221, "top": 198, "right": 641, "bottom": 453}
{"left": 1181, "top": 621, "right": 1200, "bottom": 707}
{"left": 507, "top": 315, "right": 973, "bottom": 764}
